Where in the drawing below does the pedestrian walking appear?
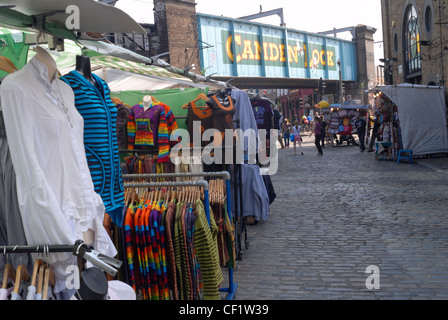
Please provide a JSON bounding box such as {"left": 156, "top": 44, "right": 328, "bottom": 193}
{"left": 292, "top": 120, "right": 304, "bottom": 155}
{"left": 320, "top": 116, "right": 327, "bottom": 148}
{"left": 368, "top": 114, "right": 381, "bottom": 152}
{"left": 355, "top": 115, "right": 367, "bottom": 152}
{"left": 282, "top": 120, "right": 291, "bottom": 148}
{"left": 310, "top": 116, "right": 323, "bottom": 156}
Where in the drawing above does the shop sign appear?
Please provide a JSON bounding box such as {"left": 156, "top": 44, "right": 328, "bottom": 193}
{"left": 222, "top": 31, "right": 337, "bottom": 71}
{"left": 197, "top": 13, "right": 357, "bottom": 81}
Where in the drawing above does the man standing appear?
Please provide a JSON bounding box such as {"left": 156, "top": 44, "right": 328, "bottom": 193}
{"left": 355, "top": 115, "right": 367, "bottom": 152}
{"left": 320, "top": 116, "right": 327, "bottom": 148}
{"left": 368, "top": 114, "right": 381, "bottom": 152}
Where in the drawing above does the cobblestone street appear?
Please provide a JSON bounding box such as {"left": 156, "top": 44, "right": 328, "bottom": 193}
{"left": 231, "top": 136, "right": 448, "bottom": 300}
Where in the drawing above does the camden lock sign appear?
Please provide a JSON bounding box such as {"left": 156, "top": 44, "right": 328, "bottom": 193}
{"left": 223, "top": 32, "right": 337, "bottom": 70}
{"left": 197, "top": 13, "right": 357, "bottom": 81}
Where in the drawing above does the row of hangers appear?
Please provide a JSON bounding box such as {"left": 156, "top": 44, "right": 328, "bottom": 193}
{"left": 2, "top": 259, "right": 55, "bottom": 300}
{"left": 125, "top": 186, "right": 203, "bottom": 207}
{"left": 124, "top": 180, "right": 226, "bottom": 207}
{"left": 209, "top": 179, "right": 226, "bottom": 205}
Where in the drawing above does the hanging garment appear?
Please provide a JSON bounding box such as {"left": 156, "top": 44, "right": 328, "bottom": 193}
{"left": 153, "top": 99, "right": 178, "bottom": 146}
{"left": 208, "top": 94, "right": 236, "bottom": 165}
{"left": 185, "top": 101, "right": 213, "bottom": 147}
{"left": 0, "top": 107, "right": 32, "bottom": 272}
{"left": 0, "top": 57, "right": 116, "bottom": 293}
{"left": 174, "top": 201, "right": 192, "bottom": 300}
{"left": 194, "top": 200, "right": 223, "bottom": 300}
{"left": 209, "top": 95, "right": 236, "bottom": 140}
{"left": 231, "top": 164, "right": 270, "bottom": 222}
{"left": 158, "top": 203, "right": 170, "bottom": 300}
{"left": 127, "top": 103, "right": 170, "bottom": 163}
{"left": 116, "top": 103, "right": 130, "bottom": 151}
{"left": 164, "top": 201, "right": 179, "bottom": 300}
{"left": 60, "top": 71, "right": 125, "bottom": 227}
{"left": 231, "top": 89, "right": 259, "bottom": 158}
{"left": 251, "top": 98, "right": 273, "bottom": 133}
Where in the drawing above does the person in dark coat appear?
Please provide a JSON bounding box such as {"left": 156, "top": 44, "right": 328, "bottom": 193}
{"left": 355, "top": 115, "right": 367, "bottom": 152}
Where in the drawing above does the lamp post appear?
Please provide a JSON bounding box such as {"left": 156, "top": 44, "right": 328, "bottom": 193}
{"left": 337, "top": 59, "right": 344, "bottom": 103}
{"left": 379, "top": 58, "right": 397, "bottom": 85}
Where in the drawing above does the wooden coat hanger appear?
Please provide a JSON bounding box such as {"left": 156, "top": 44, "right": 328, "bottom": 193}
{"left": 111, "top": 97, "right": 124, "bottom": 105}
{"left": 0, "top": 56, "right": 18, "bottom": 74}
{"left": 1, "top": 264, "right": 15, "bottom": 289}
{"left": 30, "top": 259, "right": 44, "bottom": 287}
{"left": 182, "top": 93, "right": 210, "bottom": 109}
{"left": 13, "top": 265, "right": 30, "bottom": 294}
{"left": 36, "top": 265, "right": 46, "bottom": 298}
{"left": 36, "top": 263, "right": 47, "bottom": 294}
{"left": 42, "top": 267, "right": 55, "bottom": 300}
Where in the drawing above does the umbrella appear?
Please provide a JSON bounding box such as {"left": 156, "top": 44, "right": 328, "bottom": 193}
{"left": 315, "top": 101, "right": 330, "bottom": 109}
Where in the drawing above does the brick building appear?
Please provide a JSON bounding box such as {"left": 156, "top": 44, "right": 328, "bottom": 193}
{"left": 152, "top": 0, "right": 201, "bottom": 71}
{"left": 381, "top": 0, "right": 448, "bottom": 86}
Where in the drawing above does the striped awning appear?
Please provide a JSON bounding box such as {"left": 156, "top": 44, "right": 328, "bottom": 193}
{"left": 90, "top": 55, "right": 189, "bottom": 81}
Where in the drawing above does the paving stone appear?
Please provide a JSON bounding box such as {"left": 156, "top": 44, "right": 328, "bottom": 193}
{"left": 226, "top": 138, "right": 448, "bottom": 300}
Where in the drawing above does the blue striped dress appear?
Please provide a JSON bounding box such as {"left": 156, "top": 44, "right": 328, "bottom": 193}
{"left": 61, "top": 71, "right": 125, "bottom": 226}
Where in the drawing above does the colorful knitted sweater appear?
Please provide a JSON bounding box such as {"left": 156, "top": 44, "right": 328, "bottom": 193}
{"left": 127, "top": 103, "right": 170, "bottom": 163}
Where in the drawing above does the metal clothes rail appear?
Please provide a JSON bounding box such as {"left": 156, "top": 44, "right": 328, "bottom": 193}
{"left": 123, "top": 173, "right": 238, "bottom": 300}
{"left": 0, "top": 240, "right": 123, "bottom": 277}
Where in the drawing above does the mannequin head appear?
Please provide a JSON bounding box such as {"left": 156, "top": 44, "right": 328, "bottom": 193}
{"left": 142, "top": 95, "right": 152, "bottom": 109}
{"left": 75, "top": 55, "right": 99, "bottom": 89}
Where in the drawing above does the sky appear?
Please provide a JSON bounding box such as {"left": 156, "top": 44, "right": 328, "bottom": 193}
{"left": 115, "top": 0, "right": 384, "bottom": 64}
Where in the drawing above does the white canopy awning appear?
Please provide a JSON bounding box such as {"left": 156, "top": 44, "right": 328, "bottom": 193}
{"left": 378, "top": 84, "right": 448, "bottom": 156}
{"left": 92, "top": 67, "right": 211, "bottom": 92}
{"left": 0, "top": 0, "right": 146, "bottom": 33}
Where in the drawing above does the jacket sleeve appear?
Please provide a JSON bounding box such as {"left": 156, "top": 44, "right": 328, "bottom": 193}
{"left": 127, "top": 107, "right": 136, "bottom": 150}
{"left": 157, "top": 109, "right": 170, "bottom": 163}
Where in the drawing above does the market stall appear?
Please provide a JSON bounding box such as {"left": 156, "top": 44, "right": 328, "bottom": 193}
{"left": 0, "top": 1, "right": 261, "bottom": 301}
{"left": 326, "top": 103, "right": 370, "bottom": 147}
{"left": 375, "top": 84, "right": 448, "bottom": 159}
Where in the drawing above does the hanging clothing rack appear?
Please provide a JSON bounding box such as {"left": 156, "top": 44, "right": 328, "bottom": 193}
{"left": 123, "top": 175, "right": 238, "bottom": 300}
{"left": 122, "top": 144, "right": 245, "bottom": 263}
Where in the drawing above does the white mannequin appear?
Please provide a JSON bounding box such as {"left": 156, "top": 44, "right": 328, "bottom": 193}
{"left": 35, "top": 46, "right": 96, "bottom": 246}
{"left": 34, "top": 46, "right": 58, "bottom": 83}
{"left": 142, "top": 95, "right": 152, "bottom": 111}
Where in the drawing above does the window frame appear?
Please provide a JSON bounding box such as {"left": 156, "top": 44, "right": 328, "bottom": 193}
{"left": 403, "top": 5, "right": 422, "bottom": 78}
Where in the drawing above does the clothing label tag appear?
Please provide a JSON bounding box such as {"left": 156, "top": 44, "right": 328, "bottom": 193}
{"left": 45, "top": 91, "right": 59, "bottom": 105}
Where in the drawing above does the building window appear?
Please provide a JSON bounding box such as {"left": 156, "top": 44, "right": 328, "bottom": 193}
{"left": 403, "top": 5, "right": 422, "bottom": 78}
{"left": 425, "top": 5, "right": 433, "bottom": 32}
{"left": 394, "top": 33, "right": 399, "bottom": 53}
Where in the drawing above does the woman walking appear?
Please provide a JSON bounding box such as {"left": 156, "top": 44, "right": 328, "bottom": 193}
{"left": 310, "top": 116, "right": 323, "bottom": 156}
{"left": 292, "top": 120, "right": 304, "bottom": 156}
